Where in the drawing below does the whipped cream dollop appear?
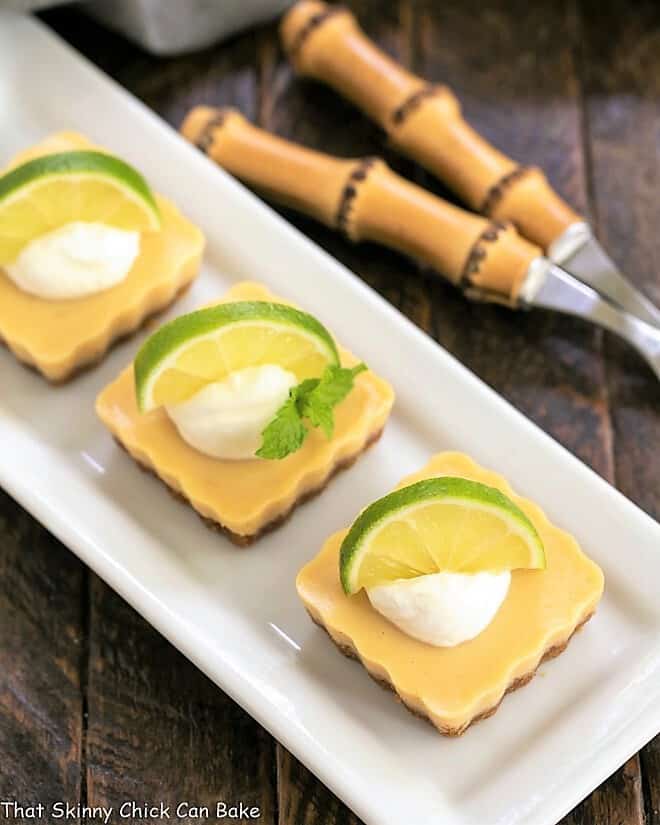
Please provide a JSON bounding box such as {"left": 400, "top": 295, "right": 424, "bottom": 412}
{"left": 166, "top": 365, "right": 297, "bottom": 460}
{"left": 367, "top": 570, "right": 511, "bottom": 647}
{"left": 5, "top": 221, "right": 140, "bottom": 300}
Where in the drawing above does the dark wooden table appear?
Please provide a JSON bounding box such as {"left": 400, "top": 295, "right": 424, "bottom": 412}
{"left": 2, "top": 1, "right": 658, "bottom": 823}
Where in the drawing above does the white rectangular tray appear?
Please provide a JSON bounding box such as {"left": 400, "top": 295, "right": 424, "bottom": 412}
{"left": 2, "top": 13, "right": 659, "bottom": 825}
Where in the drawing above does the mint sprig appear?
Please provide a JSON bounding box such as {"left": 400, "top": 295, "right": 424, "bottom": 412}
{"left": 256, "top": 363, "right": 367, "bottom": 460}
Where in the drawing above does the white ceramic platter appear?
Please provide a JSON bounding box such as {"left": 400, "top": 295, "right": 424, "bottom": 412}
{"left": 1, "top": 13, "right": 659, "bottom": 825}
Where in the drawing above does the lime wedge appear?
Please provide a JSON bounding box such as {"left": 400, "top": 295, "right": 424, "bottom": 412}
{"left": 340, "top": 476, "right": 545, "bottom": 594}
{"left": 0, "top": 150, "right": 161, "bottom": 264}
{"left": 134, "top": 300, "right": 340, "bottom": 411}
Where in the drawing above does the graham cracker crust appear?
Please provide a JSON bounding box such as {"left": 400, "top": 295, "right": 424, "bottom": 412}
{"left": 309, "top": 608, "right": 595, "bottom": 736}
{"left": 117, "top": 427, "right": 384, "bottom": 547}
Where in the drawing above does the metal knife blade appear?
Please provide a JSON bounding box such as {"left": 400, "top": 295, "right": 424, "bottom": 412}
{"left": 520, "top": 258, "right": 660, "bottom": 380}
{"left": 548, "top": 222, "right": 660, "bottom": 329}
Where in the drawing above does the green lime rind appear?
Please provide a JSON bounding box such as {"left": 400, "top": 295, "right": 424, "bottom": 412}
{"left": 339, "top": 476, "right": 545, "bottom": 594}
{"left": 134, "top": 301, "right": 340, "bottom": 411}
{"left": 0, "top": 151, "right": 160, "bottom": 224}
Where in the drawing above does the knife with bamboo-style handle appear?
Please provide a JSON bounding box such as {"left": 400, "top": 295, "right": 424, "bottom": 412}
{"left": 181, "top": 107, "right": 660, "bottom": 379}
{"left": 279, "top": 0, "right": 660, "bottom": 330}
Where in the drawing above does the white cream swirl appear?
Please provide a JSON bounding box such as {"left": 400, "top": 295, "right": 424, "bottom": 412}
{"left": 166, "top": 365, "right": 297, "bottom": 460}
{"left": 5, "top": 221, "right": 140, "bottom": 300}
{"left": 367, "top": 570, "right": 511, "bottom": 647}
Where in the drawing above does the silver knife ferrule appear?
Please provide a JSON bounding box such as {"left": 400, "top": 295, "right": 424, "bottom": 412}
{"left": 518, "top": 256, "right": 660, "bottom": 379}
{"left": 547, "top": 221, "right": 660, "bottom": 329}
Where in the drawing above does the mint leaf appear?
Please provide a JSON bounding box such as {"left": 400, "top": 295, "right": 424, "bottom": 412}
{"left": 255, "top": 391, "right": 308, "bottom": 459}
{"left": 300, "top": 363, "right": 367, "bottom": 438}
{"left": 293, "top": 377, "right": 320, "bottom": 401}
{"left": 256, "top": 363, "right": 368, "bottom": 459}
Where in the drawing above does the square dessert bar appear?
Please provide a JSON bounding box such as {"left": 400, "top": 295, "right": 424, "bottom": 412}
{"left": 297, "top": 452, "right": 604, "bottom": 735}
{"left": 96, "top": 281, "right": 395, "bottom": 545}
{"left": 0, "top": 132, "right": 204, "bottom": 381}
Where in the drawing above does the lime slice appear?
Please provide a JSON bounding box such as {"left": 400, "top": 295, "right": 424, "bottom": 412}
{"left": 134, "top": 300, "right": 340, "bottom": 412}
{"left": 340, "top": 477, "right": 545, "bottom": 594}
{"left": 0, "top": 151, "right": 161, "bottom": 264}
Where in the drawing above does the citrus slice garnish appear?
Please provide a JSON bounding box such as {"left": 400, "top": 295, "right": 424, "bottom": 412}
{"left": 134, "top": 300, "right": 340, "bottom": 412}
{"left": 0, "top": 150, "right": 160, "bottom": 264}
{"left": 340, "top": 476, "right": 545, "bottom": 594}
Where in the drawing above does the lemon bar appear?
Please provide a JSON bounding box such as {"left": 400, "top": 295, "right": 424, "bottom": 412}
{"left": 298, "top": 452, "right": 604, "bottom": 735}
{"left": 96, "top": 281, "right": 395, "bottom": 544}
{"left": 0, "top": 132, "right": 204, "bottom": 381}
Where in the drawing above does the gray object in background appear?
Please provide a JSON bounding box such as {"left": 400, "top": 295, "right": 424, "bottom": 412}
{"left": 4, "top": 0, "right": 293, "bottom": 55}
{"left": 3, "top": 0, "right": 69, "bottom": 9}
{"left": 87, "top": 0, "right": 293, "bottom": 55}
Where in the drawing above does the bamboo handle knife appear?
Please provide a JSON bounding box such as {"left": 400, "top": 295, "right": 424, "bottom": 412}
{"left": 181, "top": 106, "right": 541, "bottom": 304}
{"left": 279, "top": 0, "right": 581, "bottom": 251}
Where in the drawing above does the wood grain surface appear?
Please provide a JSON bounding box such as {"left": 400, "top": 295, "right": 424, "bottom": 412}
{"left": 1, "top": 1, "right": 658, "bottom": 823}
